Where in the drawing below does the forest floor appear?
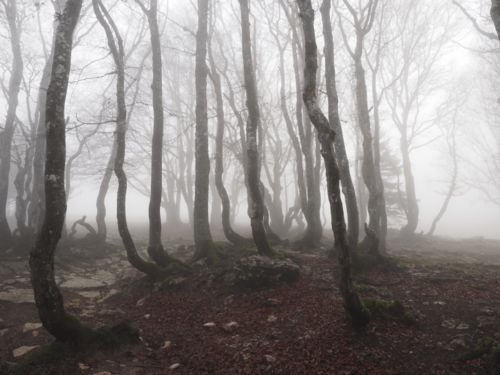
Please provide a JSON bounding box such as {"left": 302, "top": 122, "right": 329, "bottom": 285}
{"left": 0, "top": 233, "right": 499, "bottom": 374}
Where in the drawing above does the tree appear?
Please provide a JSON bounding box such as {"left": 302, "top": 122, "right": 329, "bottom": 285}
{"left": 297, "top": 0, "right": 369, "bottom": 326}
{"left": 492, "top": 0, "right": 500, "bottom": 40}
{"left": 0, "top": 0, "right": 23, "bottom": 251}
{"left": 93, "top": 0, "right": 180, "bottom": 279}
{"left": 239, "top": 0, "right": 273, "bottom": 256}
{"left": 321, "top": 0, "right": 359, "bottom": 250}
{"left": 134, "top": 0, "right": 171, "bottom": 265}
{"left": 193, "top": 0, "right": 217, "bottom": 260}
{"left": 208, "top": 4, "right": 250, "bottom": 247}
{"left": 336, "top": 0, "right": 385, "bottom": 255}
{"left": 28, "top": 0, "right": 94, "bottom": 343}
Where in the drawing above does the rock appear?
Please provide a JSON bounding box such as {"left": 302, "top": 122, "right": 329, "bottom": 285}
{"left": 76, "top": 291, "right": 100, "bottom": 299}
{"left": 60, "top": 276, "right": 105, "bottom": 289}
{"left": 0, "top": 288, "right": 34, "bottom": 304}
{"left": 267, "top": 315, "right": 278, "bottom": 323}
{"left": 456, "top": 322, "right": 469, "bottom": 330}
{"left": 203, "top": 322, "right": 216, "bottom": 328}
{"left": 99, "top": 289, "right": 119, "bottom": 303}
{"left": 0, "top": 328, "right": 8, "bottom": 337}
{"left": 144, "top": 314, "right": 151, "bottom": 319}
{"left": 136, "top": 297, "right": 147, "bottom": 307}
{"left": 433, "top": 301, "right": 446, "bottom": 305}
{"left": 264, "top": 298, "right": 281, "bottom": 307}
{"left": 169, "top": 363, "right": 180, "bottom": 370}
{"left": 22, "top": 322, "right": 42, "bottom": 333}
{"left": 13, "top": 345, "right": 39, "bottom": 358}
{"left": 222, "top": 322, "right": 239, "bottom": 332}
{"left": 441, "top": 319, "right": 469, "bottom": 330}
{"left": 234, "top": 255, "right": 300, "bottom": 287}
{"left": 78, "top": 362, "right": 90, "bottom": 370}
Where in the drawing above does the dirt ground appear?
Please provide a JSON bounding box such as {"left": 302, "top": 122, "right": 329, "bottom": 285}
{"left": 0, "top": 233, "right": 499, "bottom": 374}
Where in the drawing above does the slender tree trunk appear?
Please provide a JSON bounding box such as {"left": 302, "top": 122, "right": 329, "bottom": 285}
{"left": 94, "top": 0, "right": 171, "bottom": 279}
{"left": 29, "top": 0, "right": 94, "bottom": 343}
{"left": 208, "top": 38, "right": 250, "bottom": 246}
{"left": 193, "top": 0, "right": 215, "bottom": 259}
{"left": 239, "top": 0, "right": 273, "bottom": 256}
{"left": 320, "top": 0, "right": 359, "bottom": 250}
{"left": 491, "top": 0, "right": 500, "bottom": 40}
{"left": 0, "top": 0, "right": 23, "bottom": 251}
{"left": 95, "top": 140, "right": 116, "bottom": 242}
{"left": 400, "top": 135, "right": 418, "bottom": 236}
{"left": 297, "top": 0, "right": 369, "bottom": 326}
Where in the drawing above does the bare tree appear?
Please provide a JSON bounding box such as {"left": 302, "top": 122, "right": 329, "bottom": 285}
{"left": 239, "top": 0, "right": 273, "bottom": 256}
{"left": 321, "top": 0, "right": 359, "bottom": 250}
{"left": 336, "top": 0, "right": 384, "bottom": 255}
{"left": 297, "top": 0, "right": 369, "bottom": 326}
{"left": 29, "top": 0, "right": 94, "bottom": 342}
{"left": 0, "top": 0, "right": 23, "bottom": 250}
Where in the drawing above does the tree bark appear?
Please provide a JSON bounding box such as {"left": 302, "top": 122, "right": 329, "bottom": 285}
{"left": 208, "top": 33, "right": 250, "bottom": 247}
{"left": 491, "top": 0, "right": 500, "bottom": 40}
{"left": 320, "top": 0, "right": 359, "bottom": 250}
{"left": 29, "top": 0, "right": 94, "bottom": 343}
{"left": 297, "top": 0, "right": 369, "bottom": 326}
{"left": 94, "top": 0, "right": 172, "bottom": 279}
{"left": 193, "top": 0, "right": 215, "bottom": 259}
{"left": 399, "top": 135, "right": 418, "bottom": 237}
{"left": 239, "top": 0, "right": 273, "bottom": 256}
{"left": 95, "top": 140, "right": 116, "bottom": 242}
{"left": 0, "top": 0, "right": 24, "bottom": 251}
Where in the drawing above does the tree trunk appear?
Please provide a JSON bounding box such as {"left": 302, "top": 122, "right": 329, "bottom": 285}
{"left": 400, "top": 136, "right": 418, "bottom": 237}
{"left": 208, "top": 37, "right": 250, "bottom": 247}
{"left": 95, "top": 140, "right": 116, "bottom": 242}
{"left": 491, "top": 0, "right": 500, "bottom": 40}
{"left": 29, "top": 0, "right": 94, "bottom": 343}
{"left": 0, "top": 0, "right": 24, "bottom": 251}
{"left": 239, "top": 0, "right": 273, "bottom": 256}
{"left": 193, "top": 0, "right": 215, "bottom": 259}
{"left": 94, "top": 0, "right": 171, "bottom": 279}
{"left": 297, "top": 0, "right": 369, "bottom": 326}
{"left": 320, "top": 0, "right": 359, "bottom": 250}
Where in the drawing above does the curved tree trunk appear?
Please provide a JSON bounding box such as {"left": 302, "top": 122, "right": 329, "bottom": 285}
{"left": 29, "top": 0, "right": 94, "bottom": 343}
{"left": 94, "top": 0, "right": 172, "bottom": 279}
{"left": 297, "top": 0, "right": 369, "bottom": 326}
{"left": 95, "top": 140, "right": 116, "bottom": 242}
{"left": 193, "top": 0, "right": 215, "bottom": 259}
{"left": 320, "top": 0, "right": 359, "bottom": 250}
{"left": 208, "top": 34, "right": 250, "bottom": 247}
{"left": 0, "top": 0, "right": 24, "bottom": 251}
{"left": 239, "top": 0, "right": 273, "bottom": 256}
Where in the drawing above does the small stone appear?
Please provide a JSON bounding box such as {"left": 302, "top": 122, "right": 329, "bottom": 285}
{"left": 433, "top": 301, "right": 446, "bottom": 305}
{"left": 267, "top": 315, "right": 278, "bottom": 323}
{"left": 456, "top": 322, "right": 469, "bottom": 330}
{"left": 161, "top": 341, "right": 172, "bottom": 349}
{"left": 144, "top": 314, "right": 151, "bottom": 319}
{"left": 222, "top": 322, "right": 239, "bottom": 332}
{"left": 78, "top": 362, "right": 90, "bottom": 370}
{"left": 449, "top": 338, "right": 467, "bottom": 349}
{"left": 169, "top": 363, "right": 181, "bottom": 370}
{"left": 0, "top": 328, "right": 8, "bottom": 337}
{"left": 32, "top": 330, "right": 39, "bottom": 337}
{"left": 203, "top": 322, "right": 216, "bottom": 328}
{"left": 264, "top": 354, "right": 276, "bottom": 363}
{"left": 136, "top": 297, "right": 146, "bottom": 307}
{"left": 22, "top": 322, "right": 42, "bottom": 333}
{"left": 264, "top": 298, "right": 281, "bottom": 307}
{"left": 13, "top": 345, "right": 39, "bottom": 358}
